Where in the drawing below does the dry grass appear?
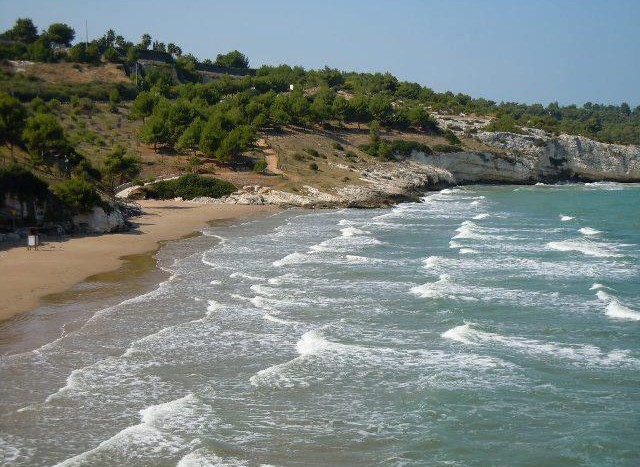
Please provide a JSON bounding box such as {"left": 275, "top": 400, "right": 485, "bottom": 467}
{"left": 4, "top": 61, "right": 130, "bottom": 85}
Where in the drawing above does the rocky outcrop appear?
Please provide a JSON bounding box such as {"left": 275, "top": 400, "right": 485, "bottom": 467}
{"left": 72, "top": 207, "right": 126, "bottom": 233}
{"left": 190, "top": 162, "right": 454, "bottom": 208}
{"left": 409, "top": 131, "right": 640, "bottom": 185}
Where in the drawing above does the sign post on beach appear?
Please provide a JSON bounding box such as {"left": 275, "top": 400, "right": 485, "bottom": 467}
{"left": 27, "top": 227, "right": 39, "bottom": 251}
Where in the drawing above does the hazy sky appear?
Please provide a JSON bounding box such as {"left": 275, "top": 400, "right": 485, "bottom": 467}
{"left": 1, "top": 0, "right": 638, "bottom": 106}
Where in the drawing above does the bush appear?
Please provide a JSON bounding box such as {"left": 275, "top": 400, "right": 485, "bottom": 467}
{"left": 253, "top": 160, "right": 268, "bottom": 173}
{"left": 486, "top": 115, "right": 523, "bottom": 134}
{"left": 304, "top": 147, "right": 320, "bottom": 158}
{"left": 53, "top": 178, "right": 102, "bottom": 214}
{"left": 309, "top": 162, "right": 319, "bottom": 171}
{"left": 432, "top": 143, "right": 462, "bottom": 153}
{"left": 332, "top": 142, "right": 344, "bottom": 150}
{"left": 145, "top": 174, "right": 236, "bottom": 200}
{"left": 444, "top": 129, "right": 461, "bottom": 145}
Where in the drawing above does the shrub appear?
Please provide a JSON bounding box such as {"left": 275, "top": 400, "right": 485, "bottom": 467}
{"left": 145, "top": 174, "right": 236, "bottom": 200}
{"left": 293, "top": 153, "right": 306, "bottom": 161}
{"left": 304, "top": 147, "right": 320, "bottom": 158}
{"left": 432, "top": 144, "right": 462, "bottom": 153}
{"left": 53, "top": 178, "right": 102, "bottom": 214}
{"left": 253, "top": 160, "right": 268, "bottom": 173}
{"left": 444, "top": 129, "right": 461, "bottom": 145}
{"left": 332, "top": 142, "right": 344, "bottom": 150}
{"left": 486, "top": 115, "right": 523, "bottom": 134}
{"left": 309, "top": 162, "right": 319, "bottom": 171}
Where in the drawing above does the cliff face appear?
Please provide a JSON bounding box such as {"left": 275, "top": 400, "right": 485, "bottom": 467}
{"left": 411, "top": 132, "right": 640, "bottom": 184}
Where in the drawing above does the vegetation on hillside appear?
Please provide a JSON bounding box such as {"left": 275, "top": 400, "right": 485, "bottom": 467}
{"left": 2, "top": 17, "right": 638, "bottom": 146}
{"left": 144, "top": 174, "right": 236, "bottom": 200}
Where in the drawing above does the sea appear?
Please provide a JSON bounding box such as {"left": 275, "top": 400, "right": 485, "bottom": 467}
{"left": 1, "top": 182, "right": 639, "bottom": 466}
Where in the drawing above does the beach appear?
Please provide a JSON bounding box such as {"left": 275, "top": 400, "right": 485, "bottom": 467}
{"left": 0, "top": 200, "right": 276, "bottom": 322}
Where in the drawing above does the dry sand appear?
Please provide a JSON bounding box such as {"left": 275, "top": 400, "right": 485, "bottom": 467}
{"left": 0, "top": 201, "right": 277, "bottom": 321}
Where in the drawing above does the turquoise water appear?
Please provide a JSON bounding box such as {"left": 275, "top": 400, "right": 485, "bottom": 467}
{"left": 1, "top": 182, "right": 639, "bottom": 466}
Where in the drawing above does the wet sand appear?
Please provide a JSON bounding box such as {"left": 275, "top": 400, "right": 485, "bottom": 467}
{"left": 0, "top": 200, "right": 277, "bottom": 322}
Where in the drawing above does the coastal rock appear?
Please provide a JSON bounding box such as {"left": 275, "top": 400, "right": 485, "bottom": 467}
{"left": 410, "top": 132, "right": 640, "bottom": 184}
{"left": 72, "top": 207, "right": 126, "bottom": 233}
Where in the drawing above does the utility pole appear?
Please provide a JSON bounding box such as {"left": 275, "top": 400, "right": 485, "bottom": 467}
{"left": 85, "top": 20, "right": 88, "bottom": 53}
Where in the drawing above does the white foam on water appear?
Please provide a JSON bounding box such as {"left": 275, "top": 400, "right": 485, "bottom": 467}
{"left": 177, "top": 449, "right": 249, "bottom": 467}
{"left": 422, "top": 256, "right": 443, "bottom": 268}
{"left": 590, "top": 283, "right": 607, "bottom": 290}
{"left": 535, "top": 182, "right": 546, "bottom": 186}
{"left": 470, "top": 200, "right": 481, "bottom": 206}
{"left": 449, "top": 240, "right": 463, "bottom": 249}
{"left": 272, "top": 252, "right": 309, "bottom": 267}
{"left": 250, "top": 284, "right": 278, "bottom": 297}
{"left": 441, "top": 323, "right": 637, "bottom": 366}
{"left": 410, "top": 274, "right": 477, "bottom": 301}
{"left": 560, "top": 214, "right": 574, "bottom": 221}
{"left": 473, "top": 213, "right": 489, "bottom": 220}
{"left": 263, "top": 313, "right": 295, "bottom": 325}
{"left": 295, "top": 330, "right": 333, "bottom": 356}
{"left": 344, "top": 254, "right": 381, "bottom": 264}
{"left": 340, "top": 226, "right": 369, "bottom": 237}
{"left": 209, "top": 280, "right": 221, "bottom": 285}
{"left": 459, "top": 248, "right": 479, "bottom": 255}
{"left": 595, "top": 288, "right": 640, "bottom": 321}
{"left": 584, "top": 181, "right": 625, "bottom": 191}
{"left": 546, "top": 239, "right": 621, "bottom": 258}
{"left": 579, "top": 227, "right": 601, "bottom": 236}
{"left": 453, "top": 221, "right": 486, "bottom": 240}
{"left": 206, "top": 300, "right": 221, "bottom": 314}
{"left": 606, "top": 301, "right": 640, "bottom": 321}
{"left": 441, "top": 323, "right": 475, "bottom": 344}
{"left": 53, "top": 394, "right": 204, "bottom": 466}
{"left": 337, "top": 219, "right": 355, "bottom": 226}
{"left": 229, "top": 272, "right": 265, "bottom": 281}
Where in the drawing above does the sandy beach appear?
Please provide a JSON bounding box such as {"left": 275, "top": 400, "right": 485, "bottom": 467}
{"left": 0, "top": 200, "right": 277, "bottom": 322}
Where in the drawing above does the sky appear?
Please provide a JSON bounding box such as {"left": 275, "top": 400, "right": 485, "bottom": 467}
{"left": 1, "top": 0, "right": 639, "bottom": 106}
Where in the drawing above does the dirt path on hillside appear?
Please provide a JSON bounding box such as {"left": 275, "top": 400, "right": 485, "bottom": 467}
{"left": 256, "top": 138, "right": 283, "bottom": 175}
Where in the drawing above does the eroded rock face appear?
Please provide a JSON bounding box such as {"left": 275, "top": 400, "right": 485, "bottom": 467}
{"left": 72, "top": 207, "right": 126, "bottom": 233}
{"left": 196, "top": 161, "right": 455, "bottom": 208}
{"left": 186, "top": 124, "right": 639, "bottom": 210}
{"left": 411, "top": 132, "right": 640, "bottom": 184}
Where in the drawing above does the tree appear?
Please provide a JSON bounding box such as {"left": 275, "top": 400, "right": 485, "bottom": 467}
{"left": 332, "top": 96, "right": 350, "bottom": 124}
{"left": 408, "top": 106, "right": 437, "bottom": 132}
{"left": 369, "top": 120, "right": 381, "bottom": 145}
{"left": 46, "top": 23, "right": 75, "bottom": 47}
{"left": 167, "top": 43, "right": 182, "bottom": 56}
{"left": 27, "top": 36, "right": 52, "bottom": 62}
{"left": 138, "top": 33, "right": 152, "bottom": 50}
{"left": 126, "top": 46, "right": 139, "bottom": 63}
{"left": 176, "top": 118, "right": 203, "bottom": 155}
{"left": 22, "top": 113, "right": 69, "bottom": 167}
{"left": 53, "top": 178, "right": 101, "bottom": 214}
{"left": 621, "top": 102, "right": 631, "bottom": 117}
{"left": 214, "top": 50, "right": 249, "bottom": 69}
{"left": 216, "top": 125, "right": 254, "bottom": 162}
{"left": 152, "top": 41, "right": 166, "bottom": 52}
{"left": 199, "top": 117, "right": 226, "bottom": 156}
{"left": 102, "top": 146, "right": 141, "bottom": 189}
{"left": 5, "top": 18, "right": 38, "bottom": 43}
{"left": 67, "top": 42, "right": 100, "bottom": 63}
{"left": 0, "top": 93, "right": 27, "bottom": 159}
{"left": 103, "top": 47, "right": 120, "bottom": 63}
{"left": 130, "top": 91, "right": 157, "bottom": 121}
{"left": 101, "top": 29, "right": 116, "bottom": 48}
{"left": 140, "top": 111, "right": 169, "bottom": 151}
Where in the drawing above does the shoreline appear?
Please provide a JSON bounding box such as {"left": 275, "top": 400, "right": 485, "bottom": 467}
{"left": 0, "top": 200, "right": 278, "bottom": 323}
